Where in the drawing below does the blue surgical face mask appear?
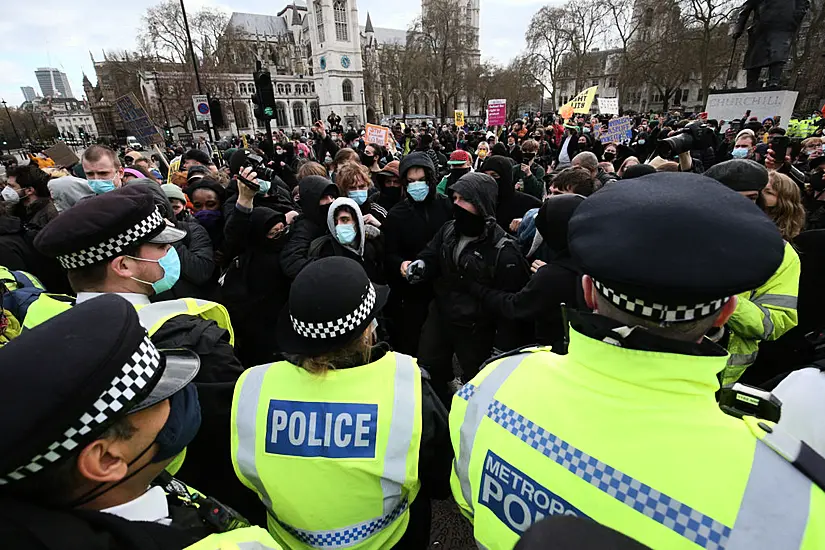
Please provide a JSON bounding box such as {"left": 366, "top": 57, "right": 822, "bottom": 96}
{"left": 129, "top": 246, "right": 182, "bottom": 295}
{"left": 335, "top": 223, "right": 357, "bottom": 245}
{"left": 152, "top": 383, "right": 202, "bottom": 463}
{"left": 732, "top": 147, "right": 749, "bottom": 159}
{"left": 637, "top": 139, "right": 646, "bottom": 145}
{"left": 407, "top": 181, "right": 429, "bottom": 202}
{"left": 257, "top": 178, "right": 271, "bottom": 195}
{"left": 348, "top": 190, "right": 368, "bottom": 205}
{"left": 88, "top": 179, "right": 116, "bottom": 194}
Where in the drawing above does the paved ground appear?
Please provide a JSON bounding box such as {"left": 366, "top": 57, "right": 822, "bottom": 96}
{"left": 429, "top": 499, "right": 475, "bottom": 549}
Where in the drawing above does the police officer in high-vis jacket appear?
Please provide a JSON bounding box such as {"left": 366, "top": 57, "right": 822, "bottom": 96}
{"left": 450, "top": 173, "right": 825, "bottom": 549}
{"left": 0, "top": 294, "right": 281, "bottom": 550}
{"left": 231, "top": 257, "right": 451, "bottom": 549}
{"left": 30, "top": 187, "right": 258, "bottom": 523}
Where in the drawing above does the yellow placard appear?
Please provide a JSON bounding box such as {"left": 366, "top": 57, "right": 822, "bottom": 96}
{"left": 454, "top": 110, "right": 465, "bottom": 127}
{"left": 562, "top": 86, "right": 599, "bottom": 116}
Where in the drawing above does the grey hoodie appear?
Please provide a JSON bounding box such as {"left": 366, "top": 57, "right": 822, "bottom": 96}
{"left": 48, "top": 176, "right": 94, "bottom": 212}
{"left": 327, "top": 196, "right": 365, "bottom": 257}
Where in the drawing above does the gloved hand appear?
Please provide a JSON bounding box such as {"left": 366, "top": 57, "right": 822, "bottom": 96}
{"left": 405, "top": 260, "right": 426, "bottom": 284}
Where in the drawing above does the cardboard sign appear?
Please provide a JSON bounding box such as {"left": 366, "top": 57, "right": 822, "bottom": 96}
{"left": 43, "top": 141, "right": 79, "bottom": 167}
{"left": 598, "top": 116, "right": 634, "bottom": 144}
{"left": 562, "top": 86, "right": 598, "bottom": 115}
{"left": 114, "top": 93, "right": 164, "bottom": 147}
{"left": 454, "top": 110, "right": 465, "bottom": 127}
{"left": 598, "top": 97, "right": 619, "bottom": 116}
{"left": 487, "top": 99, "right": 507, "bottom": 126}
{"left": 365, "top": 124, "right": 391, "bottom": 147}
{"left": 192, "top": 94, "right": 211, "bottom": 122}
{"left": 705, "top": 90, "right": 798, "bottom": 128}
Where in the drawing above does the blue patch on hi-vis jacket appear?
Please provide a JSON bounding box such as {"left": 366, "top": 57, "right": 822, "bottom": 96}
{"left": 479, "top": 450, "right": 588, "bottom": 534}
{"left": 265, "top": 400, "right": 378, "bottom": 458}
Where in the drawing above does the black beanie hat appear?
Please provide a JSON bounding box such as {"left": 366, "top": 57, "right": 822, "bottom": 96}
{"left": 704, "top": 159, "right": 769, "bottom": 193}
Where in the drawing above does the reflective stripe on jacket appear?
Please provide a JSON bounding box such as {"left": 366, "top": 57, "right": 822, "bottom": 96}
{"left": 449, "top": 331, "right": 825, "bottom": 549}
{"left": 725, "top": 241, "right": 799, "bottom": 384}
{"left": 230, "top": 352, "right": 423, "bottom": 549}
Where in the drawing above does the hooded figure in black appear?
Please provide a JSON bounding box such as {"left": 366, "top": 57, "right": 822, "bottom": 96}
{"left": 409, "top": 172, "right": 531, "bottom": 405}
{"left": 382, "top": 152, "right": 453, "bottom": 355}
{"left": 468, "top": 195, "right": 586, "bottom": 353}
{"left": 480, "top": 155, "right": 542, "bottom": 233}
{"left": 221, "top": 205, "right": 291, "bottom": 367}
{"left": 279, "top": 176, "right": 340, "bottom": 279}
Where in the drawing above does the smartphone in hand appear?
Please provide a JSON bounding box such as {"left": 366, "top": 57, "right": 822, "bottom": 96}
{"left": 768, "top": 135, "right": 790, "bottom": 166}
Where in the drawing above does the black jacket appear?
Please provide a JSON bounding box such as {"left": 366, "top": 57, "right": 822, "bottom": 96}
{"left": 309, "top": 236, "right": 385, "bottom": 284}
{"left": 280, "top": 176, "right": 339, "bottom": 279}
{"left": 9, "top": 198, "right": 58, "bottom": 230}
{"left": 150, "top": 317, "right": 262, "bottom": 525}
{"left": 0, "top": 214, "right": 70, "bottom": 295}
{"left": 417, "top": 174, "right": 531, "bottom": 332}
{"left": 735, "top": 0, "right": 810, "bottom": 69}
{"left": 221, "top": 206, "right": 291, "bottom": 367}
{"left": 481, "top": 156, "right": 542, "bottom": 232}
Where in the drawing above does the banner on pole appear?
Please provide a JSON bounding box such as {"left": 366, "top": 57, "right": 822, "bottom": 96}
{"left": 562, "top": 86, "right": 598, "bottom": 115}
{"left": 598, "top": 97, "right": 620, "bottom": 115}
{"left": 365, "top": 124, "right": 391, "bottom": 147}
{"left": 454, "top": 110, "right": 465, "bottom": 127}
{"left": 192, "top": 94, "right": 211, "bottom": 122}
{"left": 114, "top": 93, "right": 164, "bottom": 147}
{"left": 598, "top": 116, "right": 634, "bottom": 144}
{"left": 487, "top": 99, "right": 507, "bottom": 126}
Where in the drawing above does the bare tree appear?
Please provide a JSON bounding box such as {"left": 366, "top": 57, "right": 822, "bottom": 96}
{"left": 679, "top": 0, "right": 740, "bottom": 101}
{"left": 789, "top": 0, "right": 825, "bottom": 110}
{"left": 631, "top": 20, "right": 697, "bottom": 111}
{"left": 138, "top": 0, "right": 228, "bottom": 67}
{"left": 375, "top": 42, "right": 426, "bottom": 122}
{"left": 562, "top": 0, "right": 610, "bottom": 91}
{"left": 524, "top": 6, "right": 571, "bottom": 108}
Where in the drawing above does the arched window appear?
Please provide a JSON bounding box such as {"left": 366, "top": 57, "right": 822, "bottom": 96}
{"left": 285, "top": 83, "right": 292, "bottom": 94}
{"left": 342, "top": 79, "right": 353, "bottom": 102}
{"left": 239, "top": 83, "right": 248, "bottom": 95}
{"left": 249, "top": 83, "right": 255, "bottom": 94}
{"left": 382, "top": 92, "right": 391, "bottom": 115}
{"left": 277, "top": 83, "right": 285, "bottom": 94}
{"left": 315, "top": 1, "right": 325, "bottom": 43}
{"left": 234, "top": 100, "right": 249, "bottom": 128}
{"left": 292, "top": 102, "right": 306, "bottom": 126}
{"left": 413, "top": 95, "right": 420, "bottom": 115}
{"left": 423, "top": 95, "right": 430, "bottom": 115}
{"left": 274, "top": 102, "right": 288, "bottom": 127}
{"left": 334, "top": 0, "right": 348, "bottom": 42}
{"left": 393, "top": 95, "right": 400, "bottom": 116}
{"left": 310, "top": 101, "right": 320, "bottom": 123}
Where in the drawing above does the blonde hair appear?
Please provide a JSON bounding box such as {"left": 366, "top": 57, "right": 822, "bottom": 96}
{"left": 289, "top": 331, "right": 373, "bottom": 375}
{"left": 335, "top": 162, "right": 371, "bottom": 194}
{"left": 765, "top": 171, "right": 806, "bottom": 240}
{"left": 298, "top": 161, "right": 328, "bottom": 180}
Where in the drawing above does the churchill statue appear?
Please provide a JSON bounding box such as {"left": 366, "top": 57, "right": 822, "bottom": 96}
{"left": 732, "top": 0, "right": 810, "bottom": 90}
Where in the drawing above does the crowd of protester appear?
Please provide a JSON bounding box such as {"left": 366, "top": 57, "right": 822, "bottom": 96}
{"left": 1, "top": 105, "right": 824, "bottom": 549}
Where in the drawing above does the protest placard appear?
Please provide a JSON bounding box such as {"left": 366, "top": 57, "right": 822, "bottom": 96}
{"left": 365, "top": 124, "right": 391, "bottom": 147}
{"left": 487, "top": 99, "right": 507, "bottom": 126}
{"left": 43, "top": 142, "right": 79, "bottom": 167}
{"left": 454, "top": 110, "right": 465, "bottom": 127}
{"left": 598, "top": 97, "right": 619, "bottom": 115}
{"left": 705, "top": 90, "right": 797, "bottom": 128}
{"left": 562, "top": 86, "right": 598, "bottom": 115}
{"left": 598, "top": 116, "right": 634, "bottom": 144}
{"left": 114, "top": 93, "right": 164, "bottom": 148}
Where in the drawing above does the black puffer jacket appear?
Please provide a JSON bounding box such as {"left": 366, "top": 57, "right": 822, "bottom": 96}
{"left": 280, "top": 176, "right": 339, "bottom": 279}
{"left": 480, "top": 156, "right": 541, "bottom": 232}
{"left": 417, "top": 173, "right": 530, "bottom": 329}
{"left": 0, "top": 213, "right": 70, "bottom": 294}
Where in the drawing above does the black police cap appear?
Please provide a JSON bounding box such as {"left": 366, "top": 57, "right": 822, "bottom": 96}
{"left": 0, "top": 295, "right": 199, "bottom": 485}
{"left": 34, "top": 186, "right": 185, "bottom": 270}
{"left": 568, "top": 172, "right": 785, "bottom": 323}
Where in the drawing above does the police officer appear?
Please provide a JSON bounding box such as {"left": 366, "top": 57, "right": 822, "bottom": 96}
{"left": 449, "top": 173, "right": 825, "bottom": 549}
{"left": 0, "top": 294, "right": 280, "bottom": 549}
{"left": 231, "top": 257, "right": 451, "bottom": 549}
{"left": 30, "top": 187, "right": 257, "bottom": 523}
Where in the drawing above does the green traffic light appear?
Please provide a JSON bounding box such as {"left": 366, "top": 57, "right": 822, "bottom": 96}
{"left": 264, "top": 107, "right": 274, "bottom": 117}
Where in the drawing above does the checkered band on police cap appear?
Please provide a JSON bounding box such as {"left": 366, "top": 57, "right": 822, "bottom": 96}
{"left": 56, "top": 208, "right": 165, "bottom": 270}
{"left": 0, "top": 336, "right": 162, "bottom": 485}
{"left": 291, "top": 283, "right": 377, "bottom": 340}
{"left": 593, "top": 280, "right": 729, "bottom": 323}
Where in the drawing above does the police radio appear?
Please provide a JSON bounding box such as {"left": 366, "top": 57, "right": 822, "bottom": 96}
{"left": 719, "top": 383, "right": 782, "bottom": 423}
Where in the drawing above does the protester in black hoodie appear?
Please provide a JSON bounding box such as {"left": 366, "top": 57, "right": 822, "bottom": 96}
{"left": 403, "top": 172, "right": 530, "bottom": 405}
{"left": 467, "top": 195, "right": 585, "bottom": 353}
{"left": 383, "top": 153, "right": 452, "bottom": 355}
{"left": 221, "top": 175, "right": 292, "bottom": 367}
{"left": 481, "top": 155, "right": 542, "bottom": 232}
{"left": 0, "top": 209, "right": 69, "bottom": 294}
{"left": 280, "top": 175, "right": 339, "bottom": 279}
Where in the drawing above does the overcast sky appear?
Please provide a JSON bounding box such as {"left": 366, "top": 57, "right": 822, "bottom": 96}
{"left": 0, "top": 0, "right": 552, "bottom": 106}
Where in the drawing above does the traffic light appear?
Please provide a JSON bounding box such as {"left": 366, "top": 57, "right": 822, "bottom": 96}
{"left": 209, "top": 98, "right": 224, "bottom": 127}
{"left": 253, "top": 69, "right": 276, "bottom": 120}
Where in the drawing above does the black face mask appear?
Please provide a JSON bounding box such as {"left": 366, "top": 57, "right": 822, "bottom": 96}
{"left": 604, "top": 151, "right": 616, "bottom": 161}
{"left": 523, "top": 153, "right": 536, "bottom": 163}
{"left": 319, "top": 202, "right": 332, "bottom": 221}
{"left": 381, "top": 186, "right": 402, "bottom": 205}
{"left": 453, "top": 204, "right": 486, "bottom": 237}
{"left": 359, "top": 152, "right": 374, "bottom": 166}
{"left": 451, "top": 167, "right": 471, "bottom": 180}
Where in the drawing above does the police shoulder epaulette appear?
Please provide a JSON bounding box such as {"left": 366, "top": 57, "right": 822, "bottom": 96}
{"left": 743, "top": 417, "right": 825, "bottom": 492}
{"left": 479, "top": 344, "right": 553, "bottom": 371}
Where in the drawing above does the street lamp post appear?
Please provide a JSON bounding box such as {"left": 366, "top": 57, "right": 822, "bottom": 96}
{"left": 179, "top": 0, "right": 217, "bottom": 142}
{"left": 29, "top": 110, "right": 43, "bottom": 141}
{"left": 1, "top": 99, "right": 23, "bottom": 148}
{"left": 360, "top": 89, "right": 367, "bottom": 126}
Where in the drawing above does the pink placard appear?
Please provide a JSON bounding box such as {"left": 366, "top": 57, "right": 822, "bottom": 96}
{"left": 487, "top": 99, "right": 507, "bottom": 126}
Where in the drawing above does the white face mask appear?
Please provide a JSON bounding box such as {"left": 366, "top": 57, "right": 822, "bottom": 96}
{"left": 1, "top": 186, "right": 20, "bottom": 204}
